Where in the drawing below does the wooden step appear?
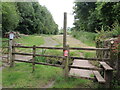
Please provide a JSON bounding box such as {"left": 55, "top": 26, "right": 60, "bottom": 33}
{"left": 99, "top": 62, "right": 113, "bottom": 71}
{"left": 69, "top": 74, "right": 94, "bottom": 80}
{"left": 69, "top": 65, "right": 102, "bottom": 71}
{"left": 93, "top": 71, "right": 105, "bottom": 83}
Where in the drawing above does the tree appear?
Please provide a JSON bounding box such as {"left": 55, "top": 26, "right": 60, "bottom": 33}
{"left": 73, "top": 2, "right": 120, "bottom": 32}
{"left": 2, "top": 2, "right": 20, "bottom": 35}
{"left": 16, "top": 2, "right": 35, "bottom": 34}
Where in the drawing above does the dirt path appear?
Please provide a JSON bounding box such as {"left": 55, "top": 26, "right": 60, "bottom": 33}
{"left": 40, "top": 36, "right": 59, "bottom": 47}
{"left": 52, "top": 35, "right": 94, "bottom": 48}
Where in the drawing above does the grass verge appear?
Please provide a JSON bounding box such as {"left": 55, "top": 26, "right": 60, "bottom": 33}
{"left": 72, "top": 31, "right": 97, "bottom": 47}
{"left": 2, "top": 63, "right": 96, "bottom": 88}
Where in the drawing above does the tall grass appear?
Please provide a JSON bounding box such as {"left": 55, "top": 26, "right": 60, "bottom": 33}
{"left": 72, "top": 31, "right": 97, "bottom": 47}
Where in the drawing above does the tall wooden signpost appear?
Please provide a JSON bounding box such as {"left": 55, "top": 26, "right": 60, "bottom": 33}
{"left": 63, "top": 12, "right": 69, "bottom": 78}
{"left": 63, "top": 12, "right": 67, "bottom": 51}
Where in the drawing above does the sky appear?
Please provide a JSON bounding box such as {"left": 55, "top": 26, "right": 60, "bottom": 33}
{"left": 38, "top": 0, "right": 75, "bottom": 29}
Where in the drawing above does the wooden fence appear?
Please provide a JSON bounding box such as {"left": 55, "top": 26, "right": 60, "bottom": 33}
{"left": 1, "top": 37, "right": 114, "bottom": 88}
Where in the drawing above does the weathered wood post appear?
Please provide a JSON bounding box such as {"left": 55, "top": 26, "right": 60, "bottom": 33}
{"left": 11, "top": 39, "right": 15, "bottom": 67}
{"left": 117, "top": 52, "right": 120, "bottom": 79}
{"left": 64, "top": 45, "right": 69, "bottom": 78}
{"left": 63, "top": 12, "right": 67, "bottom": 71}
{"left": 117, "top": 36, "right": 120, "bottom": 79}
{"left": 63, "top": 12, "right": 67, "bottom": 54}
{"left": 63, "top": 12, "right": 69, "bottom": 77}
{"left": 32, "top": 45, "right": 36, "bottom": 72}
{"left": 9, "top": 32, "right": 15, "bottom": 67}
{"left": 103, "top": 41, "right": 114, "bottom": 88}
{"left": 104, "top": 69, "right": 113, "bottom": 88}
{"left": 109, "top": 41, "right": 114, "bottom": 68}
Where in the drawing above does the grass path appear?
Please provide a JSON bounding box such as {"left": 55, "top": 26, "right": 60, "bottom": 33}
{"left": 52, "top": 35, "right": 95, "bottom": 48}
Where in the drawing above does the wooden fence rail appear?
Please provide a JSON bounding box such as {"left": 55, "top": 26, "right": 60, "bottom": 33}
{"left": 13, "top": 45, "right": 110, "bottom": 51}
{"left": 14, "top": 59, "right": 64, "bottom": 68}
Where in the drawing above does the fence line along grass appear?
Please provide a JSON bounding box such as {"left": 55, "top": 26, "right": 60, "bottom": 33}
{"left": 2, "top": 62, "right": 97, "bottom": 88}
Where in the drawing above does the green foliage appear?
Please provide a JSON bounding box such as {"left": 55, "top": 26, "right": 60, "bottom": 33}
{"left": 2, "top": 63, "right": 62, "bottom": 88}
{"left": 72, "top": 31, "right": 96, "bottom": 46}
{"left": 3, "top": 62, "right": 96, "bottom": 88}
{"left": 16, "top": 35, "right": 44, "bottom": 46}
{"left": 53, "top": 76, "right": 94, "bottom": 88}
{"left": 96, "top": 23, "right": 120, "bottom": 41}
{"left": 73, "top": 2, "right": 120, "bottom": 32}
{"left": 2, "top": 2, "right": 58, "bottom": 35}
{"left": 2, "top": 2, "right": 20, "bottom": 35}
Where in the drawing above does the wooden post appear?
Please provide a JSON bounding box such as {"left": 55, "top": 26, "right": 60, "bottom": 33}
{"left": 63, "top": 12, "right": 67, "bottom": 67}
{"left": 104, "top": 70, "right": 113, "bottom": 88}
{"left": 117, "top": 35, "right": 120, "bottom": 79}
{"left": 32, "top": 45, "right": 36, "bottom": 72}
{"left": 11, "top": 40, "right": 15, "bottom": 67}
{"left": 63, "top": 12, "right": 67, "bottom": 53}
{"left": 9, "top": 39, "right": 13, "bottom": 67}
{"left": 64, "top": 45, "right": 69, "bottom": 78}
{"left": 117, "top": 52, "right": 120, "bottom": 79}
{"left": 109, "top": 43, "right": 113, "bottom": 67}
{"left": 7, "top": 40, "right": 9, "bottom": 63}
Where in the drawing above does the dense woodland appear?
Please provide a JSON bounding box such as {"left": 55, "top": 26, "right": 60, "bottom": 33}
{"left": 1, "top": 2, "right": 120, "bottom": 36}
{"left": 2, "top": 2, "right": 58, "bottom": 35}
{"left": 73, "top": 2, "right": 120, "bottom": 37}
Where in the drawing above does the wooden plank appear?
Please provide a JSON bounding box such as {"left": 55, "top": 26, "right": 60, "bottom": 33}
{"left": 36, "top": 47, "right": 63, "bottom": 50}
{"left": 70, "top": 56, "right": 110, "bottom": 61}
{"left": 14, "top": 45, "right": 110, "bottom": 51}
{"left": 14, "top": 59, "right": 64, "bottom": 68}
{"left": 69, "top": 65, "right": 103, "bottom": 71}
{"left": 99, "top": 62, "right": 113, "bottom": 70}
{"left": 69, "top": 74, "right": 94, "bottom": 80}
{"left": 13, "top": 53, "right": 64, "bottom": 58}
{"left": 93, "top": 71, "right": 106, "bottom": 83}
{"left": 70, "top": 47, "right": 110, "bottom": 51}
{"left": 14, "top": 45, "right": 63, "bottom": 50}
{"left": 13, "top": 46, "right": 33, "bottom": 48}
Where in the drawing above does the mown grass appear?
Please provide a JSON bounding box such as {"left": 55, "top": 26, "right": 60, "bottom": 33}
{"left": 2, "top": 63, "right": 96, "bottom": 88}
{"left": 72, "top": 31, "right": 97, "bottom": 47}
{"left": 16, "top": 35, "right": 44, "bottom": 46}
{"left": 14, "top": 35, "right": 44, "bottom": 53}
{"left": 2, "top": 63, "right": 62, "bottom": 88}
